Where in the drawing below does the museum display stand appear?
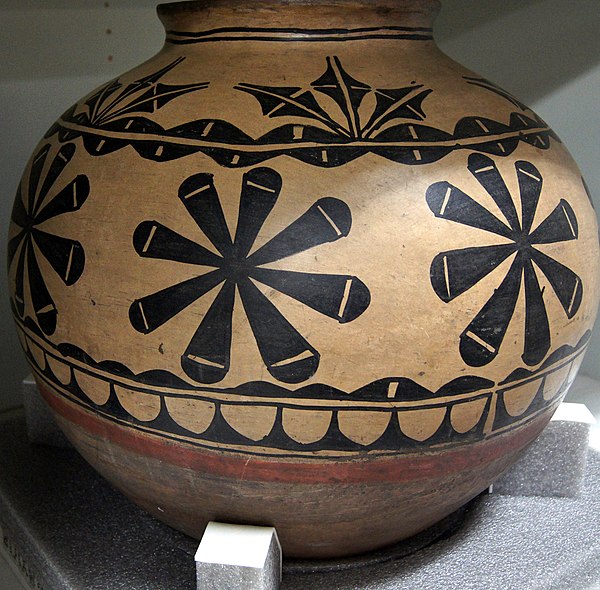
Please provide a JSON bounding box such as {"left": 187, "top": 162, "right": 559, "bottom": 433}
{"left": 0, "top": 377, "right": 599, "bottom": 589}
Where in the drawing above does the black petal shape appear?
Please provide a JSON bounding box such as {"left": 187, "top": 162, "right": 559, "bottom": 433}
{"left": 459, "top": 255, "right": 523, "bottom": 366}
{"left": 238, "top": 278, "right": 320, "bottom": 383}
{"left": 249, "top": 198, "right": 351, "bottom": 266}
{"left": 35, "top": 175, "right": 90, "bottom": 225}
{"left": 516, "top": 161, "right": 543, "bottom": 235}
{"left": 426, "top": 182, "right": 513, "bottom": 238}
{"left": 33, "top": 144, "right": 77, "bottom": 217}
{"left": 32, "top": 229, "right": 85, "bottom": 285}
{"left": 468, "top": 154, "right": 521, "bottom": 232}
{"left": 10, "top": 187, "right": 28, "bottom": 228}
{"left": 234, "top": 168, "right": 282, "bottom": 258}
{"left": 181, "top": 280, "right": 235, "bottom": 384}
{"left": 28, "top": 145, "right": 51, "bottom": 214}
{"left": 178, "top": 173, "right": 233, "bottom": 256}
{"left": 129, "top": 269, "right": 225, "bottom": 334}
{"left": 133, "top": 221, "right": 222, "bottom": 267}
{"left": 312, "top": 56, "right": 370, "bottom": 138}
{"left": 531, "top": 249, "right": 583, "bottom": 318}
{"left": 7, "top": 230, "right": 25, "bottom": 268}
{"left": 250, "top": 267, "right": 371, "bottom": 323}
{"left": 27, "top": 244, "right": 57, "bottom": 335}
{"left": 13, "top": 239, "right": 27, "bottom": 318}
{"left": 529, "top": 199, "right": 578, "bottom": 244}
{"left": 431, "top": 244, "right": 517, "bottom": 303}
{"left": 522, "top": 257, "right": 551, "bottom": 366}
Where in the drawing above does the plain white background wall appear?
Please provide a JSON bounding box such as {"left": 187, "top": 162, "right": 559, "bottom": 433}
{"left": 1, "top": 0, "right": 599, "bottom": 410}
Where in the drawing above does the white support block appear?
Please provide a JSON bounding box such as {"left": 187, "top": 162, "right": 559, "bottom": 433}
{"left": 195, "top": 522, "right": 282, "bottom": 590}
{"left": 492, "top": 402, "right": 595, "bottom": 498}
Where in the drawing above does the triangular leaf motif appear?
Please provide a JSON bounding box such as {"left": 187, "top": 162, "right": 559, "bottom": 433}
{"left": 85, "top": 79, "right": 122, "bottom": 121}
{"left": 85, "top": 57, "right": 207, "bottom": 125}
{"left": 135, "top": 56, "right": 185, "bottom": 85}
{"left": 103, "top": 82, "right": 209, "bottom": 119}
{"left": 363, "top": 88, "right": 432, "bottom": 137}
{"left": 236, "top": 57, "right": 431, "bottom": 141}
{"left": 371, "top": 86, "right": 418, "bottom": 118}
{"left": 236, "top": 83, "right": 348, "bottom": 136}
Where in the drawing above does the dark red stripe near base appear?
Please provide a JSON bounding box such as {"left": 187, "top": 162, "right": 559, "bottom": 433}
{"left": 40, "top": 382, "right": 551, "bottom": 485}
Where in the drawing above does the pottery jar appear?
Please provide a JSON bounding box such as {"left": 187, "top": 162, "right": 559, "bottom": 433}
{"left": 7, "top": 0, "right": 599, "bottom": 558}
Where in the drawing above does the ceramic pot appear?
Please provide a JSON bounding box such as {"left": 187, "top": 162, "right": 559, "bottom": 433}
{"left": 7, "top": 0, "right": 599, "bottom": 558}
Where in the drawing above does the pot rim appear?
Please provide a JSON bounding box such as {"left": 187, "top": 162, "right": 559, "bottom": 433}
{"left": 157, "top": 0, "right": 441, "bottom": 16}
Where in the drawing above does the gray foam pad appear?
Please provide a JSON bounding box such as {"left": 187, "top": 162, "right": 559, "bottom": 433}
{"left": 1, "top": 410, "right": 599, "bottom": 589}
{"left": 492, "top": 405, "right": 592, "bottom": 498}
{"left": 21, "top": 375, "right": 71, "bottom": 449}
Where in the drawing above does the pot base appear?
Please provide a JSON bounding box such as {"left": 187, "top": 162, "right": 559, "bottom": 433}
{"left": 40, "top": 376, "right": 552, "bottom": 558}
{"left": 284, "top": 496, "right": 476, "bottom": 573}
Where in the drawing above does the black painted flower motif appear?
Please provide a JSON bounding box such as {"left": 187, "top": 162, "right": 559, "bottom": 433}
{"left": 236, "top": 55, "right": 431, "bottom": 141}
{"left": 82, "top": 57, "right": 208, "bottom": 128}
{"left": 55, "top": 57, "right": 209, "bottom": 157}
{"left": 130, "top": 167, "right": 371, "bottom": 384}
{"left": 8, "top": 143, "right": 89, "bottom": 335}
{"left": 428, "top": 153, "right": 582, "bottom": 367}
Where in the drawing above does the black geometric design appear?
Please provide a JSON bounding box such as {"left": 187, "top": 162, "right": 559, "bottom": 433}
{"left": 428, "top": 154, "right": 582, "bottom": 367}
{"left": 236, "top": 56, "right": 432, "bottom": 142}
{"left": 48, "top": 57, "right": 557, "bottom": 169}
{"left": 129, "top": 167, "right": 370, "bottom": 384}
{"left": 19, "top": 315, "right": 590, "bottom": 458}
{"left": 165, "top": 26, "right": 434, "bottom": 44}
{"left": 8, "top": 143, "right": 89, "bottom": 335}
{"left": 46, "top": 57, "right": 209, "bottom": 157}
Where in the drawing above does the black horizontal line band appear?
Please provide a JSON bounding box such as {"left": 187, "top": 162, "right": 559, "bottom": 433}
{"left": 57, "top": 119, "right": 551, "bottom": 151}
{"left": 35, "top": 368, "right": 544, "bottom": 457}
{"left": 167, "top": 25, "right": 434, "bottom": 38}
{"left": 167, "top": 34, "right": 433, "bottom": 44}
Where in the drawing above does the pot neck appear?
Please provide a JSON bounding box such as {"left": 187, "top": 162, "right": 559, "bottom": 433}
{"left": 157, "top": 1, "right": 441, "bottom": 40}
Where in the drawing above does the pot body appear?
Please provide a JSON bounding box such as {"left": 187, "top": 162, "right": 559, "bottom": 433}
{"left": 7, "top": 0, "right": 599, "bottom": 558}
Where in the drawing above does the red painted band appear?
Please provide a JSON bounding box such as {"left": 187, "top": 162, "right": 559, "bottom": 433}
{"left": 40, "top": 381, "right": 550, "bottom": 485}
